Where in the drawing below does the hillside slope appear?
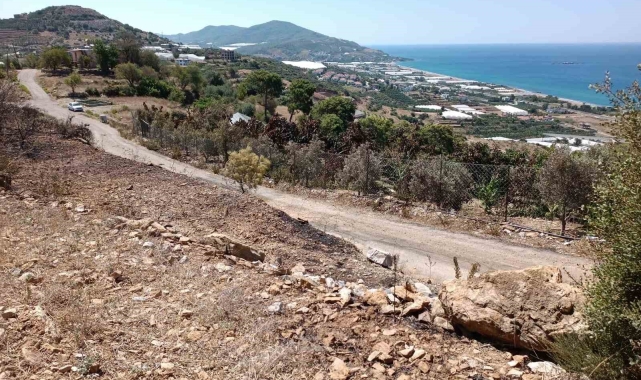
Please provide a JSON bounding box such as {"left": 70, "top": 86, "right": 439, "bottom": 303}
{"left": 165, "top": 20, "right": 396, "bottom": 62}
{"left": 0, "top": 5, "right": 168, "bottom": 47}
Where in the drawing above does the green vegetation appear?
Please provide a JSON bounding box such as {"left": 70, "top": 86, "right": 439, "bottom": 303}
{"left": 39, "top": 47, "right": 71, "bottom": 72}
{"left": 468, "top": 114, "right": 595, "bottom": 139}
{"left": 285, "top": 79, "right": 316, "bottom": 122}
{"left": 242, "top": 70, "right": 284, "bottom": 121}
{"left": 94, "top": 40, "right": 119, "bottom": 74}
{"left": 552, "top": 67, "right": 641, "bottom": 379}
{"left": 225, "top": 146, "right": 271, "bottom": 193}
{"left": 64, "top": 72, "right": 82, "bottom": 95}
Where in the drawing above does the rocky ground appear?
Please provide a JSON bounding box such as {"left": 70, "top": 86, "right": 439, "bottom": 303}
{"left": 0, "top": 133, "right": 572, "bottom": 379}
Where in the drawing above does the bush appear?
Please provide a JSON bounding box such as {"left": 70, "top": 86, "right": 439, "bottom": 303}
{"left": 225, "top": 146, "right": 271, "bottom": 193}
{"left": 409, "top": 159, "right": 474, "bottom": 210}
{"left": 0, "top": 154, "right": 18, "bottom": 190}
{"left": 136, "top": 78, "right": 172, "bottom": 98}
{"left": 85, "top": 87, "right": 101, "bottom": 97}
{"left": 338, "top": 144, "right": 381, "bottom": 195}
{"left": 168, "top": 89, "right": 185, "bottom": 104}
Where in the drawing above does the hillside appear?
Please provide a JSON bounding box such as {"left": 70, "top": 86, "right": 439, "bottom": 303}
{"left": 0, "top": 5, "right": 168, "bottom": 48}
{"left": 165, "top": 21, "right": 397, "bottom": 62}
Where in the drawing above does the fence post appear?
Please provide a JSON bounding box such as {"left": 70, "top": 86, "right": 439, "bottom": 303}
{"left": 438, "top": 155, "right": 444, "bottom": 209}
{"left": 504, "top": 166, "right": 511, "bottom": 222}
{"left": 364, "top": 145, "right": 370, "bottom": 195}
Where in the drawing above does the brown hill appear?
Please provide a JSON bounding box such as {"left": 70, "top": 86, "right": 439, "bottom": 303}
{"left": 0, "top": 5, "right": 168, "bottom": 48}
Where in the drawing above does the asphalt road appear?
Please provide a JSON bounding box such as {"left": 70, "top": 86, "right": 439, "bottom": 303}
{"left": 18, "top": 69, "right": 591, "bottom": 282}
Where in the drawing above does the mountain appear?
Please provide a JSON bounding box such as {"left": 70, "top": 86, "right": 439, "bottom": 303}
{"left": 0, "top": 6, "right": 168, "bottom": 47}
{"left": 164, "top": 21, "right": 396, "bottom": 62}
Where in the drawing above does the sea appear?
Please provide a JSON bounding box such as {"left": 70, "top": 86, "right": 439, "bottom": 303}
{"left": 373, "top": 44, "right": 641, "bottom": 106}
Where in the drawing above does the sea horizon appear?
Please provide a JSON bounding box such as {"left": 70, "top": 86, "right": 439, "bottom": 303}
{"left": 371, "top": 43, "right": 641, "bottom": 106}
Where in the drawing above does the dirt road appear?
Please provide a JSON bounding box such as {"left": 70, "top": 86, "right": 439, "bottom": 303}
{"left": 18, "top": 69, "right": 591, "bottom": 282}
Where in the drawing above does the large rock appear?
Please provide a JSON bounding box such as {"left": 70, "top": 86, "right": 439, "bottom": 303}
{"left": 439, "top": 266, "right": 586, "bottom": 351}
{"left": 227, "top": 242, "right": 265, "bottom": 262}
{"left": 366, "top": 248, "right": 394, "bottom": 268}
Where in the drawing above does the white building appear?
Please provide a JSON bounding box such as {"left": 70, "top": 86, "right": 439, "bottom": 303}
{"left": 453, "top": 104, "right": 485, "bottom": 115}
{"left": 442, "top": 110, "right": 473, "bottom": 120}
{"left": 282, "top": 61, "right": 326, "bottom": 69}
{"left": 155, "top": 52, "right": 174, "bottom": 61}
{"left": 175, "top": 54, "right": 206, "bottom": 66}
{"left": 415, "top": 105, "right": 443, "bottom": 111}
{"left": 496, "top": 105, "right": 528, "bottom": 116}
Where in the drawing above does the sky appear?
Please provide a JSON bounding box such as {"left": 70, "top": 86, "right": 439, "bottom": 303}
{"left": 1, "top": 0, "right": 639, "bottom": 45}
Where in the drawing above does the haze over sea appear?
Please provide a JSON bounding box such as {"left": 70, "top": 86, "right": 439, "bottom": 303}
{"left": 375, "top": 44, "right": 641, "bottom": 106}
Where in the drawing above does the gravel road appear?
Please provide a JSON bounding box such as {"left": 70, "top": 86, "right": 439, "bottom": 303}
{"left": 18, "top": 69, "right": 591, "bottom": 282}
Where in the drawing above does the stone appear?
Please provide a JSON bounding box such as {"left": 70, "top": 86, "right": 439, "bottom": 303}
{"left": 430, "top": 298, "right": 446, "bottom": 318}
{"left": 398, "top": 346, "right": 414, "bottom": 358}
{"left": 142, "top": 241, "right": 154, "bottom": 248}
{"left": 21, "top": 345, "right": 41, "bottom": 366}
{"left": 410, "top": 349, "right": 426, "bottom": 361}
{"left": 363, "top": 289, "right": 389, "bottom": 306}
{"left": 417, "top": 361, "right": 431, "bottom": 373}
{"left": 329, "top": 358, "right": 350, "bottom": 380}
{"left": 19, "top": 272, "right": 39, "bottom": 283}
{"left": 268, "top": 284, "right": 281, "bottom": 295}
{"left": 526, "top": 361, "right": 564, "bottom": 376}
{"left": 417, "top": 310, "right": 432, "bottom": 323}
{"left": 179, "top": 309, "right": 193, "bottom": 318}
{"left": 371, "top": 363, "right": 385, "bottom": 373}
{"left": 339, "top": 287, "right": 352, "bottom": 307}
{"left": 382, "top": 329, "right": 397, "bottom": 336}
{"left": 372, "top": 342, "right": 391, "bottom": 355}
{"left": 160, "top": 362, "right": 175, "bottom": 370}
{"left": 57, "top": 365, "right": 72, "bottom": 373}
{"left": 400, "top": 299, "right": 430, "bottom": 317}
{"left": 413, "top": 282, "right": 433, "bottom": 297}
{"left": 366, "top": 248, "right": 394, "bottom": 268}
{"left": 367, "top": 351, "right": 380, "bottom": 362}
{"left": 2, "top": 308, "right": 17, "bottom": 319}
{"left": 506, "top": 369, "right": 523, "bottom": 378}
{"left": 379, "top": 305, "right": 401, "bottom": 315}
{"left": 186, "top": 330, "right": 203, "bottom": 342}
{"left": 215, "top": 262, "right": 232, "bottom": 272}
{"left": 228, "top": 242, "right": 265, "bottom": 262}
{"left": 439, "top": 266, "right": 586, "bottom": 351}
{"left": 291, "top": 263, "right": 306, "bottom": 275}
{"left": 296, "top": 307, "right": 310, "bottom": 314}
{"left": 377, "top": 353, "right": 393, "bottom": 364}
{"left": 433, "top": 316, "right": 454, "bottom": 331}
{"left": 267, "top": 302, "right": 284, "bottom": 314}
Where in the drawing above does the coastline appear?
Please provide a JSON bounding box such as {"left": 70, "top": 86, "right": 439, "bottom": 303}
{"left": 395, "top": 64, "right": 604, "bottom": 108}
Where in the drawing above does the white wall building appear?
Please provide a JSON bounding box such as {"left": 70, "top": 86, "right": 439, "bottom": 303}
{"left": 442, "top": 110, "right": 473, "bottom": 120}
{"left": 496, "top": 105, "right": 528, "bottom": 116}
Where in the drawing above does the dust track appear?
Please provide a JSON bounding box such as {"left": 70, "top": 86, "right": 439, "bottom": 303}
{"left": 18, "top": 69, "right": 591, "bottom": 282}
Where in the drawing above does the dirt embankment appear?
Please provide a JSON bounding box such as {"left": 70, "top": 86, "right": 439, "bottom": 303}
{"left": 1, "top": 133, "right": 563, "bottom": 379}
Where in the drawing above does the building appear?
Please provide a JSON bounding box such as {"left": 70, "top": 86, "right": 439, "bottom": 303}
{"left": 230, "top": 112, "right": 251, "bottom": 124}
{"left": 175, "top": 54, "right": 206, "bottom": 66}
{"left": 67, "top": 48, "right": 91, "bottom": 65}
{"left": 442, "top": 110, "right": 473, "bottom": 120}
{"left": 221, "top": 49, "right": 237, "bottom": 62}
{"left": 495, "top": 105, "right": 528, "bottom": 116}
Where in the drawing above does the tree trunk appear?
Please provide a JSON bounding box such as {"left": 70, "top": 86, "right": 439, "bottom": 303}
{"left": 264, "top": 92, "right": 268, "bottom": 122}
{"left": 289, "top": 111, "right": 295, "bottom": 122}
{"left": 561, "top": 202, "right": 567, "bottom": 236}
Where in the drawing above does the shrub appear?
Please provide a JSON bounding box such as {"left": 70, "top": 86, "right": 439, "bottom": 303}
{"left": 285, "top": 139, "right": 325, "bottom": 187}
{"left": 85, "top": 87, "right": 101, "bottom": 97}
{"left": 338, "top": 144, "right": 381, "bottom": 195}
{"left": 168, "top": 88, "right": 185, "bottom": 104}
{"left": 0, "top": 154, "right": 18, "bottom": 190}
{"left": 409, "top": 159, "right": 474, "bottom": 210}
{"left": 225, "top": 146, "right": 271, "bottom": 193}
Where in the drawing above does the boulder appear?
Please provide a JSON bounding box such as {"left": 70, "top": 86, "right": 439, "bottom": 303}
{"left": 439, "top": 266, "right": 586, "bottom": 351}
{"left": 366, "top": 248, "right": 394, "bottom": 268}
{"left": 227, "top": 242, "right": 265, "bottom": 262}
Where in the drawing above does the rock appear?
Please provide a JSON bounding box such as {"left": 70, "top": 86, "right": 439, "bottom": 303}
{"left": 377, "top": 353, "right": 393, "bottom": 364}
{"left": 417, "top": 361, "right": 431, "bottom": 373}
{"left": 10, "top": 268, "right": 21, "bottom": 277}
{"left": 526, "top": 361, "right": 564, "bottom": 376}
{"left": 296, "top": 307, "right": 310, "bottom": 314}
{"left": 410, "top": 349, "right": 426, "bottom": 361}
{"left": 160, "top": 362, "right": 175, "bottom": 370}
{"left": 430, "top": 298, "right": 446, "bottom": 318}
{"left": 329, "top": 358, "right": 350, "bottom": 380}
{"left": 267, "top": 302, "right": 284, "bottom": 314}
{"left": 268, "top": 284, "right": 281, "bottom": 295}
{"left": 2, "top": 308, "right": 17, "bottom": 319}
{"left": 439, "top": 266, "right": 586, "bottom": 351}
{"left": 506, "top": 369, "right": 523, "bottom": 378}
{"left": 399, "top": 346, "right": 414, "bottom": 358}
{"left": 19, "top": 272, "right": 40, "bottom": 283}
{"left": 214, "top": 262, "right": 232, "bottom": 272}
{"left": 57, "top": 365, "right": 72, "bottom": 373}
{"left": 413, "top": 282, "right": 433, "bottom": 297}
{"left": 363, "top": 289, "right": 389, "bottom": 306}
{"left": 417, "top": 310, "right": 432, "bottom": 323}
{"left": 382, "top": 329, "right": 397, "bottom": 336}
{"left": 228, "top": 242, "right": 265, "bottom": 262}
{"left": 400, "top": 298, "right": 430, "bottom": 317}
{"left": 433, "top": 316, "right": 454, "bottom": 331}
{"left": 325, "top": 277, "right": 335, "bottom": 288}
{"left": 367, "top": 351, "right": 380, "bottom": 362}
{"left": 291, "top": 263, "right": 306, "bottom": 275}
{"left": 142, "top": 241, "right": 154, "bottom": 248}
{"left": 372, "top": 342, "right": 391, "bottom": 355}
{"left": 379, "top": 305, "right": 401, "bottom": 315}
{"left": 339, "top": 287, "right": 352, "bottom": 307}
{"left": 366, "top": 248, "right": 394, "bottom": 268}
{"left": 21, "top": 345, "right": 41, "bottom": 366}
{"left": 87, "top": 362, "right": 101, "bottom": 374}
{"left": 179, "top": 309, "right": 193, "bottom": 318}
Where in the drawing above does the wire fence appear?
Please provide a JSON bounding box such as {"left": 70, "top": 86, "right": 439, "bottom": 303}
{"left": 124, "top": 114, "right": 549, "bottom": 230}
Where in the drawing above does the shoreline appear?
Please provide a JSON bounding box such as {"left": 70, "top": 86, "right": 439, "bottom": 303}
{"left": 395, "top": 63, "right": 605, "bottom": 108}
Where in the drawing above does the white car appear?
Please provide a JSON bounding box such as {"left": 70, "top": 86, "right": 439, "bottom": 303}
{"left": 68, "top": 102, "right": 83, "bottom": 112}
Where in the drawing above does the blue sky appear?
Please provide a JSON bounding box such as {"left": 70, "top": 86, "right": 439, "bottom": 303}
{"left": 1, "top": 0, "right": 639, "bottom": 45}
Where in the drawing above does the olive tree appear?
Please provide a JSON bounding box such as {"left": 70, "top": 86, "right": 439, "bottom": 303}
{"left": 338, "top": 144, "right": 381, "bottom": 195}
{"left": 409, "top": 159, "right": 474, "bottom": 210}
{"left": 285, "top": 139, "right": 325, "bottom": 187}
{"left": 225, "top": 146, "right": 271, "bottom": 193}
{"left": 115, "top": 63, "right": 142, "bottom": 88}
{"left": 64, "top": 72, "right": 82, "bottom": 95}
{"left": 536, "top": 147, "right": 597, "bottom": 235}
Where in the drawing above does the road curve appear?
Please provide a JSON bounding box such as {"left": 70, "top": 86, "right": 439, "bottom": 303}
{"left": 18, "top": 69, "right": 591, "bottom": 282}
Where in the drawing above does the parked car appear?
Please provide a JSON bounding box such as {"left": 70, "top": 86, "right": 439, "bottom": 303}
{"left": 68, "top": 102, "right": 83, "bottom": 112}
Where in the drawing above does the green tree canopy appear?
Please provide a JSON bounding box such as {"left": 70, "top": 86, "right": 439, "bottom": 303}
{"left": 311, "top": 96, "right": 356, "bottom": 127}
{"left": 286, "top": 79, "right": 316, "bottom": 122}
{"left": 140, "top": 50, "right": 160, "bottom": 71}
{"left": 244, "top": 70, "right": 283, "bottom": 121}
{"left": 93, "top": 40, "right": 119, "bottom": 74}
{"left": 225, "top": 146, "right": 271, "bottom": 193}
{"left": 358, "top": 115, "right": 394, "bottom": 148}
{"left": 64, "top": 72, "right": 82, "bottom": 95}
{"left": 115, "top": 63, "right": 142, "bottom": 88}
{"left": 39, "top": 47, "right": 71, "bottom": 72}
{"left": 320, "top": 114, "right": 345, "bottom": 139}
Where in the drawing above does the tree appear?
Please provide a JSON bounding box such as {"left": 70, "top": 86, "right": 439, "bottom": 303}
{"left": 358, "top": 115, "right": 394, "bottom": 148}
{"left": 286, "top": 79, "right": 316, "bottom": 122}
{"left": 409, "top": 159, "right": 474, "bottom": 210}
{"left": 64, "top": 72, "right": 82, "bottom": 95}
{"left": 285, "top": 139, "right": 325, "bottom": 187}
{"left": 186, "top": 64, "right": 204, "bottom": 92}
{"left": 244, "top": 70, "right": 283, "bottom": 121}
{"left": 172, "top": 66, "right": 190, "bottom": 90}
{"left": 115, "top": 63, "right": 142, "bottom": 88}
{"left": 320, "top": 114, "right": 345, "bottom": 140}
{"left": 311, "top": 96, "right": 356, "bottom": 128}
{"left": 23, "top": 53, "right": 39, "bottom": 69}
{"left": 338, "top": 144, "right": 381, "bottom": 195}
{"left": 94, "top": 40, "right": 119, "bottom": 74}
{"left": 140, "top": 50, "right": 160, "bottom": 71}
{"left": 225, "top": 146, "right": 271, "bottom": 193}
{"left": 39, "top": 47, "right": 71, "bottom": 72}
{"left": 536, "top": 147, "right": 597, "bottom": 235}
{"left": 78, "top": 55, "right": 93, "bottom": 70}
{"left": 141, "top": 65, "right": 159, "bottom": 79}
{"left": 115, "top": 31, "right": 141, "bottom": 64}
{"left": 553, "top": 66, "right": 641, "bottom": 379}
